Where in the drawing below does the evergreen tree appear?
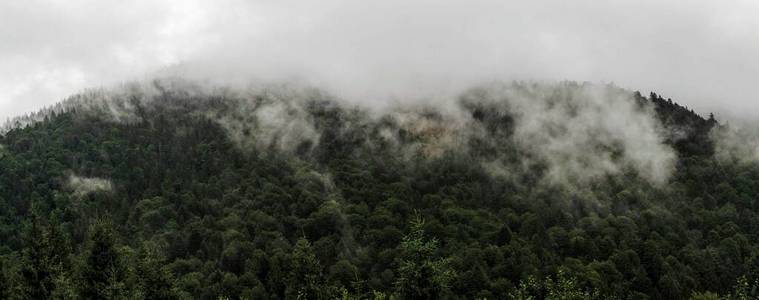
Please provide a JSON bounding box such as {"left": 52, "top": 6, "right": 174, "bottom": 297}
{"left": 393, "top": 215, "right": 455, "bottom": 299}
{"left": 80, "top": 220, "right": 127, "bottom": 299}
{"left": 136, "top": 242, "right": 180, "bottom": 300}
{"left": 19, "top": 206, "right": 72, "bottom": 299}
{"left": 286, "top": 237, "right": 329, "bottom": 299}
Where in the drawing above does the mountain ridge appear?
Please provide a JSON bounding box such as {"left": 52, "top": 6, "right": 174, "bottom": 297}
{"left": 0, "top": 79, "right": 755, "bottom": 299}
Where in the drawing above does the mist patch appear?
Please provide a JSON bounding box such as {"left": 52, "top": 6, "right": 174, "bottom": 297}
{"left": 67, "top": 174, "right": 113, "bottom": 196}
{"left": 459, "top": 82, "right": 676, "bottom": 186}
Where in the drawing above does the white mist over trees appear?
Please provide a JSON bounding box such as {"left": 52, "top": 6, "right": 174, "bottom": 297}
{"left": 458, "top": 82, "right": 675, "bottom": 185}
{"left": 21, "top": 78, "right": 677, "bottom": 187}
{"left": 67, "top": 174, "right": 113, "bottom": 196}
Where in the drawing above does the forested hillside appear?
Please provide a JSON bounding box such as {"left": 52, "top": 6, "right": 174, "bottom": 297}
{"left": 1, "top": 80, "right": 757, "bottom": 299}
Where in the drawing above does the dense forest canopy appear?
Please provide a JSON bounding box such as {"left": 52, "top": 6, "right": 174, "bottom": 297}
{"left": 1, "top": 79, "right": 758, "bottom": 299}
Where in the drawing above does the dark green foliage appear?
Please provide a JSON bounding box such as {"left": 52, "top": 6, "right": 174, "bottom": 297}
{"left": 0, "top": 86, "right": 757, "bottom": 299}
{"left": 393, "top": 215, "right": 455, "bottom": 299}
{"left": 136, "top": 242, "right": 180, "bottom": 300}
{"left": 286, "top": 238, "right": 330, "bottom": 299}
{"left": 18, "top": 206, "right": 74, "bottom": 299}
{"left": 80, "top": 220, "right": 127, "bottom": 299}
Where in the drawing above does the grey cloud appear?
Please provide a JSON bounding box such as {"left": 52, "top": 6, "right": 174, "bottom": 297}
{"left": 1, "top": 0, "right": 758, "bottom": 122}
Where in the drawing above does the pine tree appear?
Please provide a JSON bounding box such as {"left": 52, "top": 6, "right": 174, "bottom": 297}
{"left": 19, "top": 207, "right": 72, "bottom": 299}
{"left": 80, "top": 220, "right": 127, "bottom": 299}
{"left": 393, "top": 214, "right": 455, "bottom": 299}
{"left": 20, "top": 210, "right": 52, "bottom": 299}
{"left": 136, "top": 242, "right": 180, "bottom": 300}
{"left": 286, "top": 238, "right": 327, "bottom": 299}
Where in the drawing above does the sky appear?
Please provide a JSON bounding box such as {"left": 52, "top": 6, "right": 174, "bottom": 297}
{"left": 1, "top": 0, "right": 758, "bottom": 122}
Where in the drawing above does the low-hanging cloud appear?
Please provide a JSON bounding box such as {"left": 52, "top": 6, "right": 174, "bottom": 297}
{"left": 39, "top": 78, "right": 675, "bottom": 186}
{"left": 459, "top": 82, "right": 675, "bottom": 185}
{"left": 1, "top": 0, "right": 759, "bottom": 122}
{"left": 711, "top": 121, "right": 759, "bottom": 164}
{"left": 207, "top": 84, "right": 324, "bottom": 154}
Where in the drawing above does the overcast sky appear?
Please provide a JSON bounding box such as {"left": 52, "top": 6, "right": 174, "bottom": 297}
{"left": 1, "top": 0, "right": 758, "bottom": 121}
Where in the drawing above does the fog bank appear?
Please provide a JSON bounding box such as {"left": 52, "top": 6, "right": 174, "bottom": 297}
{"left": 2, "top": 0, "right": 758, "bottom": 121}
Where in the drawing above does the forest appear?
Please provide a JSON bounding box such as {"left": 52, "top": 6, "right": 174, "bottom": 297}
{"left": 0, "top": 80, "right": 757, "bottom": 299}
